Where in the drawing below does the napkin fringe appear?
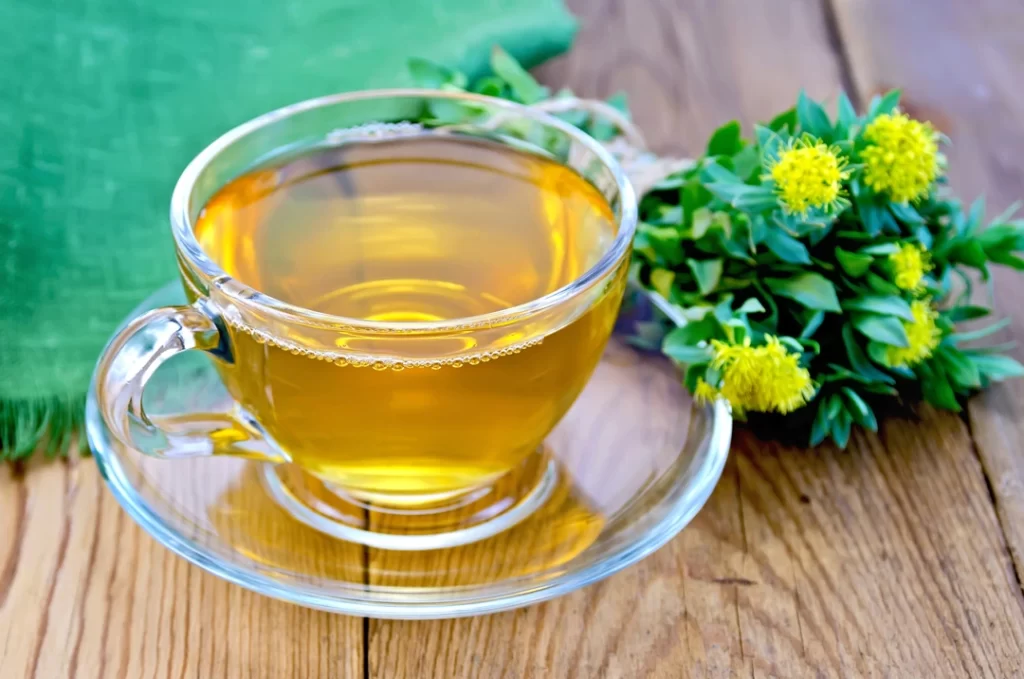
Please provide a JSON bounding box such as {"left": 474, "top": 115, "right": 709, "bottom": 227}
{"left": 1, "top": 395, "right": 87, "bottom": 460}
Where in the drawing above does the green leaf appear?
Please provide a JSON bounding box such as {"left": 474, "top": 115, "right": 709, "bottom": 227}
{"left": 842, "top": 295, "right": 914, "bottom": 321}
{"left": 796, "top": 90, "right": 833, "bottom": 139}
{"left": 858, "top": 243, "right": 900, "bottom": 255}
{"left": 685, "top": 362, "right": 710, "bottom": 393}
{"left": 706, "top": 183, "right": 778, "bottom": 213}
{"left": 690, "top": 207, "right": 713, "bottom": 239}
{"left": 636, "top": 223, "right": 685, "bottom": 265}
{"left": 835, "top": 247, "right": 874, "bottom": 277}
{"left": 687, "top": 259, "right": 724, "bottom": 295}
{"left": 865, "top": 340, "right": 893, "bottom": 366}
{"left": 843, "top": 333, "right": 892, "bottom": 387}
{"left": 867, "top": 89, "right": 901, "bottom": 120}
{"left": 977, "top": 223, "right": 1024, "bottom": 252}
{"left": 662, "top": 338, "right": 713, "bottom": 364}
{"left": 756, "top": 125, "right": 785, "bottom": 163}
{"left": 831, "top": 409, "right": 853, "bottom": 449}
{"left": 408, "top": 57, "right": 467, "bottom": 89}
{"left": 472, "top": 75, "right": 506, "bottom": 97}
{"left": 682, "top": 181, "right": 714, "bottom": 215}
{"left": 762, "top": 227, "right": 811, "bottom": 264}
{"left": 852, "top": 313, "right": 909, "bottom": 347}
{"left": 701, "top": 161, "right": 742, "bottom": 184}
{"left": 649, "top": 269, "right": 675, "bottom": 299}
{"left": 836, "top": 92, "right": 858, "bottom": 129}
{"left": 489, "top": 46, "right": 546, "bottom": 104}
{"left": 810, "top": 399, "right": 831, "bottom": 447}
{"left": 865, "top": 272, "right": 901, "bottom": 296}
{"left": 765, "top": 273, "right": 842, "bottom": 312}
{"left": 988, "top": 250, "right": 1024, "bottom": 271}
{"left": 800, "top": 310, "right": 826, "bottom": 339}
{"left": 917, "top": 360, "right": 961, "bottom": 411}
{"left": 826, "top": 393, "right": 843, "bottom": 420}
{"left": 944, "top": 305, "right": 991, "bottom": 323}
{"left": 950, "top": 239, "right": 989, "bottom": 269}
{"left": 731, "top": 145, "right": 761, "bottom": 182}
{"left": 841, "top": 387, "right": 878, "bottom": 432}
{"left": 951, "top": 318, "right": 1011, "bottom": 344}
{"left": 667, "top": 315, "right": 723, "bottom": 347}
{"left": 589, "top": 92, "right": 630, "bottom": 140}
{"left": 842, "top": 324, "right": 895, "bottom": 384}
{"left": 736, "top": 298, "right": 766, "bottom": 315}
{"left": 707, "top": 120, "right": 743, "bottom": 156}
{"left": 967, "top": 196, "right": 986, "bottom": 233}
{"left": 856, "top": 197, "right": 887, "bottom": 236}
{"left": 938, "top": 348, "right": 982, "bottom": 389}
{"left": 968, "top": 353, "right": 1024, "bottom": 380}
{"left": 767, "top": 108, "right": 798, "bottom": 134}
{"left": 890, "top": 202, "right": 924, "bottom": 224}
{"left": 915, "top": 224, "right": 934, "bottom": 250}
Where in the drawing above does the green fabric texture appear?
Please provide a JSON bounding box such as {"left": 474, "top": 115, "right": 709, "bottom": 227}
{"left": 0, "top": 0, "right": 577, "bottom": 457}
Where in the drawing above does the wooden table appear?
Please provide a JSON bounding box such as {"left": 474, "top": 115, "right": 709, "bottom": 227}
{"left": 4, "top": 1, "right": 1024, "bottom": 676}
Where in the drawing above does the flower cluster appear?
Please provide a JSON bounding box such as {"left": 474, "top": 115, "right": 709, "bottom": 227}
{"left": 695, "top": 335, "right": 815, "bottom": 415}
{"left": 634, "top": 91, "right": 1024, "bottom": 447}
{"left": 861, "top": 113, "right": 942, "bottom": 204}
{"left": 768, "top": 138, "right": 850, "bottom": 214}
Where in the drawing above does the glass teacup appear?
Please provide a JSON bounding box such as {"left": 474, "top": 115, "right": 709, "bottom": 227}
{"left": 94, "top": 90, "right": 637, "bottom": 549}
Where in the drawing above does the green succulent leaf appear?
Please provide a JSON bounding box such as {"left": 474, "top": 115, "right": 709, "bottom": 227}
{"left": 796, "top": 90, "right": 833, "bottom": 140}
{"left": 842, "top": 295, "right": 915, "bottom": 321}
{"left": 763, "top": 226, "right": 812, "bottom": 264}
{"left": 765, "top": 273, "right": 842, "bottom": 312}
{"left": 767, "top": 108, "right": 798, "bottom": 134}
{"left": 836, "top": 92, "right": 858, "bottom": 130}
{"left": 835, "top": 247, "right": 874, "bottom": 277}
{"left": 938, "top": 348, "right": 982, "bottom": 389}
{"left": 842, "top": 324, "right": 895, "bottom": 384}
{"left": 866, "top": 89, "right": 901, "bottom": 121}
{"left": 687, "top": 258, "right": 724, "bottom": 295}
{"left": 707, "top": 121, "right": 743, "bottom": 156}
{"left": 968, "top": 353, "right": 1024, "bottom": 381}
{"left": 489, "top": 46, "right": 547, "bottom": 103}
{"left": 852, "top": 313, "right": 910, "bottom": 347}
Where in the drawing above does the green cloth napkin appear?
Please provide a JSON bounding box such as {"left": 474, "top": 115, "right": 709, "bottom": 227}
{"left": 0, "top": 0, "right": 576, "bottom": 457}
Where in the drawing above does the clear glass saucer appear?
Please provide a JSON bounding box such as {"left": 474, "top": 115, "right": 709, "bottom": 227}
{"left": 86, "top": 282, "right": 731, "bottom": 619}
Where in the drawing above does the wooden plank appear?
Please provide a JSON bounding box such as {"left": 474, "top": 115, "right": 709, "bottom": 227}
{"left": 0, "top": 456, "right": 363, "bottom": 679}
{"left": 734, "top": 410, "right": 1024, "bottom": 677}
{"left": 368, "top": 1, "right": 1024, "bottom": 677}
{"left": 369, "top": 1, "right": 843, "bottom": 677}
{"left": 829, "top": 0, "right": 1024, "bottom": 599}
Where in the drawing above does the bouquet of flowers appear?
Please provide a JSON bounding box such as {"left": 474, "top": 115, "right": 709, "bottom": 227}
{"left": 417, "top": 50, "right": 1024, "bottom": 448}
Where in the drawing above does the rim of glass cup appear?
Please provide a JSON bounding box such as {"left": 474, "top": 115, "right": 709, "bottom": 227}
{"left": 170, "top": 88, "right": 639, "bottom": 333}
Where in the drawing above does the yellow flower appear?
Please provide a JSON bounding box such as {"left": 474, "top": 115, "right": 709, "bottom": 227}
{"left": 768, "top": 138, "right": 851, "bottom": 214}
{"left": 708, "top": 335, "right": 816, "bottom": 415}
{"left": 886, "top": 299, "right": 941, "bottom": 368}
{"left": 694, "top": 378, "right": 719, "bottom": 405}
{"left": 861, "top": 112, "right": 940, "bottom": 203}
{"left": 889, "top": 243, "right": 933, "bottom": 293}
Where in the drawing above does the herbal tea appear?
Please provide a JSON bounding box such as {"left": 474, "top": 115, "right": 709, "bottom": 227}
{"left": 191, "top": 135, "right": 624, "bottom": 501}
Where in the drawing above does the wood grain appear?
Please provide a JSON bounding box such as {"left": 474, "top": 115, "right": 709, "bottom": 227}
{"left": 5, "top": 2, "right": 1024, "bottom": 678}
{"left": 830, "top": 0, "right": 1024, "bottom": 608}
{"left": 365, "top": 1, "right": 1024, "bottom": 676}
{"left": 0, "top": 456, "right": 363, "bottom": 679}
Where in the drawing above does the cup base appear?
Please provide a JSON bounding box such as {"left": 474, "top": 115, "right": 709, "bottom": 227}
{"left": 261, "top": 448, "right": 558, "bottom": 550}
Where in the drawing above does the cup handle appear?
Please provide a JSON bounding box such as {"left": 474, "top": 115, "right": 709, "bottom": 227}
{"left": 94, "top": 301, "right": 284, "bottom": 462}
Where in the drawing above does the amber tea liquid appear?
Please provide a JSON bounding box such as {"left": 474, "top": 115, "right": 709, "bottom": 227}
{"left": 191, "top": 135, "right": 623, "bottom": 502}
